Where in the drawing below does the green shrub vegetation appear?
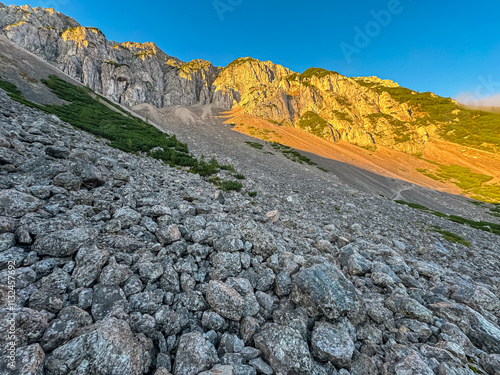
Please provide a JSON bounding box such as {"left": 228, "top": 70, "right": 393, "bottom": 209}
{"left": 361, "top": 82, "right": 500, "bottom": 152}
{"left": 234, "top": 174, "right": 246, "bottom": 180}
{"left": 297, "top": 111, "right": 331, "bottom": 138}
{"left": 105, "top": 60, "right": 129, "bottom": 68}
{"left": 416, "top": 164, "right": 499, "bottom": 203}
{"left": 248, "top": 191, "right": 257, "bottom": 197}
{"left": 270, "top": 142, "right": 317, "bottom": 166}
{"left": 332, "top": 110, "right": 353, "bottom": 123}
{"left": 0, "top": 76, "right": 241, "bottom": 184}
{"left": 220, "top": 180, "right": 243, "bottom": 192}
{"left": 223, "top": 57, "right": 259, "bottom": 72}
{"left": 430, "top": 226, "right": 471, "bottom": 247}
{"left": 299, "top": 68, "right": 338, "bottom": 80}
{"left": 395, "top": 200, "right": 500, "bottom": 236}
{"left": 245, "top": 141, "right": 264, "bottom": 150}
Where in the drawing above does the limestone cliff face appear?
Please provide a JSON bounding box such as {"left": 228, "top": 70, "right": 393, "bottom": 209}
{"left": 0, "top": 4, "right": 219, "bottom": 108}
{"left": 213, "top": 61, "right": 426, "bottom": 153}
{"left": 0, "top": 4, "right": 431, "bottom": 153}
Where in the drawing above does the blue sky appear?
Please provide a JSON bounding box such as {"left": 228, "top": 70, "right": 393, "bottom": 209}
{"left": 9, "top": 0, "right": 500, "bottom": 102}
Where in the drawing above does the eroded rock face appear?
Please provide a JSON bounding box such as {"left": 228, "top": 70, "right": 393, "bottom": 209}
{"left": 0, "top": 6, "right": 220, "bottom": 109}
{"left": 0, "top": 5, "right": 432, "bottom": 155}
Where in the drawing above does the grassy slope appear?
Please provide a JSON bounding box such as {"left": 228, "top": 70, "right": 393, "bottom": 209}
{"left": 357, "top": 81, "right": 500, "bottom": 153}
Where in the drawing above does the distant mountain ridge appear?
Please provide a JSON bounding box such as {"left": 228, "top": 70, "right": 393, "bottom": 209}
{"left": 1, "top": 3, "right": 499, "bottom": 155}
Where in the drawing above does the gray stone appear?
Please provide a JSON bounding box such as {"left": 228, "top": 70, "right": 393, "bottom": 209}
{"left": 249, "top": 358, "right": 273, "bottom": 375}
{"left": 32, "top": 227, "right": 97, "bottom": 257}
{"left": 53, "top": 172, "right": 82, "bottom": 191}
{"left": 45, "top": 317, "right": 152, "bottom": 375}
{"left": 41, "top": 306, "right": 93, "bottom": 351}
{"left": 91, "top": 284, "right": 128, "bottom": 321}
{"left": 480, "top": 354, "right": 500, "bottom": 375}
{"left": 173, "top": 332, "right": 219, "bottom": 375}
{"left": 0, "top": 189, "right": 41, "bottom": 218}
{"left": 311, "top": 320, "right": 355, "bottom": 367}
{"left": 275, "top": 271, "right": 292, "bottom": 296}
{"left": 202, "top": 311, "right": 226, "bottom": 332}
{"left": 385, "top": 294, "right": 434, "bottom": 324}
{"left": 394, "top": 352, "right": 434, "bottom": 375}
{"left": 212, "top": 252, "right": 241, "bottom": 280}
{"left": 114, "top": 207, "right": 142, "bottom": 228}
{"left": 206, "top": 280, "right": 245, "bottom": 321}
{"left": 0, "top": 343, "right": 45, "bottom": 375}
{"left": 254, "top": 323, "right": 313, "bottom": 375}
{"left": 156, "top": 224, "right": 182, "bottom": 245}
{"left": 291, "top": 262, "right": 357, "bottom": 320}
{"left": 99, "top": 257, "right": 132, "bottom": 286}
{"left": 199, "top": 365, "right": 235, "bottom": 375}
{"left": 46, "top": 145, "right": 70, "bottom": 158}
{"left": 72, "top": 246, "right": 109, "bottom": 288}
{"left": 214, "top": 235, "right": 245, "bottom": 252}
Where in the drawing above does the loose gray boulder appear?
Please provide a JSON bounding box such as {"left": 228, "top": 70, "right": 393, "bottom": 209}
{"left": 206, "top": 280, "right": 245, "bottom": 321}
{"left": 291, "top": 262, "right": 357, "bottom": 320}
{"left": 173, "top": 332, "right": 219, "bottom": 375}
{"left": 156, "top": 224, "right": 182, "bottom": 245}
{"left": 44, "top": 317, "right": 152, "bottom": 375}
{"left": 0, "top": 189, "right": 41, "bottom": 218}
{"left": 32, "top": 227, "right": 97, "bottom": 257}
{"left": 254, "top": 323, "right": 313, "bottom": 375}
{"left": 311, "top": 320, "right": 355, "bottom": 367}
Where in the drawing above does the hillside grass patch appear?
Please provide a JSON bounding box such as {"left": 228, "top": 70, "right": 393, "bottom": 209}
{"left": 0, "top": 75, "right": 242, "bottom": 185}
{"left": 416, "top": 163, "right": 498, "bottom": 203}
{"left": 395, "top": 200, "right": 500, "bottom": 236}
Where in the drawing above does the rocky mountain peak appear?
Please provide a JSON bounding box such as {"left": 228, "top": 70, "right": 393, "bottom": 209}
{"left": 1, "top": 4, "right": 498, "bottom": 157}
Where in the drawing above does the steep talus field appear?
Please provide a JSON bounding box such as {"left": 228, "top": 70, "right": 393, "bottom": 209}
{"left": 1, "top": 3, "right": 499, "bottom": 205}
{"left": 1, "top": 70, "right": 500, "bottom": 375}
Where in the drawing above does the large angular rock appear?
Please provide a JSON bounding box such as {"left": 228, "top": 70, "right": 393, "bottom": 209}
{"left": 72, "top": 246, "right": 109, "bottom": 288}
{"left": 0, "top": 189, "right": 41, "bottom": 218}
{"left": 28, "top": 269, "right": 71, "bottom": 313}
{"left": 291, "top": 262, "right": 357, "bottom": 320}
{"left": 72, "top": 161, "right": 106, "bottom": 188}
{"left": 114, "top": 207, "right": 142, "bottom": 228}
{"left": 173, "top": 332, "right": 219, "bottom": 375}
{"left": 156, "top": 224, "right": 182, "bottom": 245}
{"left": 0, "top": 308, "right": 48, "bottom": 348}
{"left": 41, "top": 306, "right": 93, "bottom": 351}
{"left": 32, "top": 227, "right": 97, "bottom": 257}
{"left": 430, "top": 301, "right": 500, "bottom": 354}
{"left": 394, "top": 352, "right": 434, "bottom": 375}
{"left": 311, "top": 320, "right": 355, "bottom": 367}
{"left": 254, "top": 323, "right": 313, "bottom": 375}
{"left": 0, "top": 343, "right": 45, "bottom": 375}
{"left": 206, "top": 280, "right": 245, "bottom": 321}
{"left": 385, "top": 294, "right": 434, "bottom": 324}
{"left": 45, "top": 317, "right": 152, "bottom": 375}
{"left": 91, "top": 285, "right": 129, "bottom": 321}
{"left": 211, "top": 252, "right": 241, "bottom": 280}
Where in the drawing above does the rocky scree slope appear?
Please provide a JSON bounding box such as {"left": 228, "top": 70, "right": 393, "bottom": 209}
{"left": 1, "top": 87, "right": 500, "bottom": 375}
{"left": 3, "top": 4, "right": 499, "bottom": 156}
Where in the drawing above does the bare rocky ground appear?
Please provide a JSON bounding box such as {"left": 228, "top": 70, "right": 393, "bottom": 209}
{"left": 132, "top": 102, "right": 498, "bottom": 223}
{"left": 0, "top": 88, "right": 500, "bottom": 375}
